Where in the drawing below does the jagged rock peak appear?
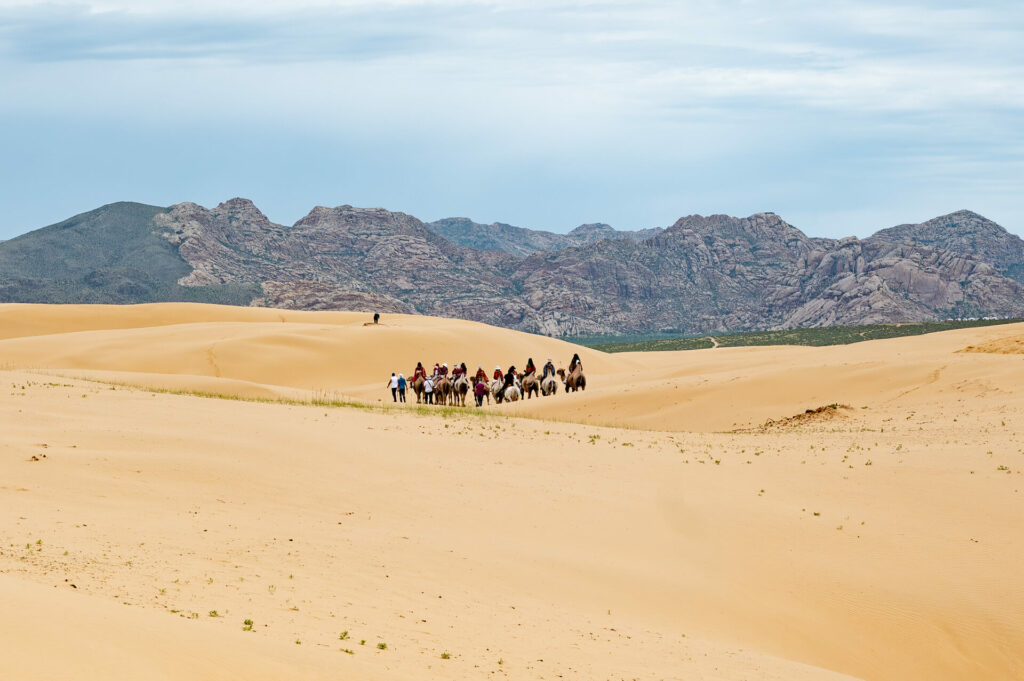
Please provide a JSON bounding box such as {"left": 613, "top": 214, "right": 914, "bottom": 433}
{"left": 667, "top": 211, "right": 798, "bottom": 235}
{"left": 216, "top": 197, "right": 259, "bottom": 211}
{"left": 294, "top": 204, "right": 416, "bottom": 225}
{"left": 569, "top": 222, "right": 615, "bottom": 235}
{"left": 938, "top": 209, "right": 987, "bottom": 221}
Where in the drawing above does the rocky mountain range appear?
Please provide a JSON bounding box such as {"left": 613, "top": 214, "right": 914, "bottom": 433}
{"left": 1, "top": 199, "right": 1022, "bottom": 337}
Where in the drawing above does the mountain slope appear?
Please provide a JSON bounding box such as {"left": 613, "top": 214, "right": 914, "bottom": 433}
{"left": 869, "top": 210, "right": 1024, "bottom": 284}
{"left": 0, "top": 202, "right": 258, "bottom": 305}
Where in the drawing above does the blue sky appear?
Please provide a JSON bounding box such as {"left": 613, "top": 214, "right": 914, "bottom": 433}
{"left": 1, "top": 0, "right": 1021, "bottom": 239}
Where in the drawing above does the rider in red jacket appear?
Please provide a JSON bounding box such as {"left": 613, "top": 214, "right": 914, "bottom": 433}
{"left": 492, "top": 366, "right": 503, "bottom": 382}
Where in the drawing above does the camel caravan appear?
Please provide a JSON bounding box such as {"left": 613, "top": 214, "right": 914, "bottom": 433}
{"left": 387, "top": 354, "right": 586, "bottom": 406}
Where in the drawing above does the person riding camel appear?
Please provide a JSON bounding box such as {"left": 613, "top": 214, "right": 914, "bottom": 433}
{"left": 568, "top": 353, "right": 582, "bottom": 374}
{"left": 432, "top": 362, "right": 442, "bottom": 378}
{"left": 460, "top": 362, "right": 468, "bottom": 377}
{"left": 452, "top": 363, "right": 463, "bottom": 379}
{"left": 542, "top": 358, "right": 555, "bottom": 378}
{"left": 438, "top": 363, "right": 449, "bottom": 378}
{"left": 414, "top": 362, "right": 427, "bottom": 381}
{"left": 493, "top": 366, "right": 503, "bottom": 382}
{"left": 475, "top": 365, "right": 488, "bottom": 382}
{"left": 524, "top": 358, "right": 536, "bottom": 377}
{"left": 503, "top": 365, "right": 518, "bottom": 390}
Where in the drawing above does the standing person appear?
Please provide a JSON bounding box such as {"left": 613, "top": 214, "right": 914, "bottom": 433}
{"left": 397, "top": 373, "right": 407, "bottom": 403}
{"left": 386, "top": 372, "right": 399, "bottom": 402}
{"left": 373, "top": 312, "right": 380, "bottom": 324}
{"left": 424, "top": 376, "right": 434, "bottom": 404}
{"left": 474, "top": 379, "right": 487, "bottom": 406}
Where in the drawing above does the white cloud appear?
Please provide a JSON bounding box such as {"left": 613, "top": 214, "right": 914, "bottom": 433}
{"left": 0, "top": 0, "right": 1021, "bottom": 237}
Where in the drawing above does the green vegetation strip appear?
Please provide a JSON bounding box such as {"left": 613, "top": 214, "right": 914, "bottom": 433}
{"left": 584, "top": 318, "right": 1024, "bottom": 353}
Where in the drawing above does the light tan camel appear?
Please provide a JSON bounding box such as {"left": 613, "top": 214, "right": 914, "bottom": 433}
{"left": 489, "top": 379, "right": 504, "bottom": 404}
{"left": 521, "top": 373, "right": 539, "bottom": 399}
{"left": 503, "top": 384, "right": 522, "bottom": 402}
{"left": 540, "top": 374, "right": 558, "bottom": 396}
{"left": 411, "top": 376, "right": 425, "bottom": 403}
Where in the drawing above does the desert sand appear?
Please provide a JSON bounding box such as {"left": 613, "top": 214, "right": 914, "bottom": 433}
{"left": 1, "top": 303, "right": 1023, "bottom": 680}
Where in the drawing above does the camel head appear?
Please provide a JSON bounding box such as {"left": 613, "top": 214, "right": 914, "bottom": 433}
{"left": 556, "top": 368, "right": 566, "bottom": 380}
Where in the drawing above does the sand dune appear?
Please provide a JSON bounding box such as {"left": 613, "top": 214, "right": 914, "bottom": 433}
{"left": 0, "top": 303, "right": 620, "bottom": 397}
{"left": 2, "top": 303, "right": 1023, "bottom": 680}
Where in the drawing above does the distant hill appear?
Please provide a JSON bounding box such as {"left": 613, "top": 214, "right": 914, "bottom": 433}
{"left": 2, "top": 200, "right": 1023, "bottom": 336}
{"left": 425, "top": 218, "right": 662, "bottom": 256}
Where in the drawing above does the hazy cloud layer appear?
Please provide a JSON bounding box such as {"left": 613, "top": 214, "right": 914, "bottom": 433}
{"left": 1, "top": 0, "right": 1021, "bottom": 237}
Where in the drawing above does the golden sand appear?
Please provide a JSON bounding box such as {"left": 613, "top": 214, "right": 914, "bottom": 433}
{"left": 1, "top": 303, "right": 1022, "bottom": 680}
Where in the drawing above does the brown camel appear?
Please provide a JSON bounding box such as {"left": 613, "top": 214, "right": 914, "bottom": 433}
{"left": 434, "top": 376, "right": 452, "bottom": 405}
{"left": 453, "top": 375, "right": 471, "bottom": 406}
{"left": 558, "top": 366, "right": 586, "bottom": 392}
{"left": 411, "top": 376, "right": 425, "bottom": 403}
